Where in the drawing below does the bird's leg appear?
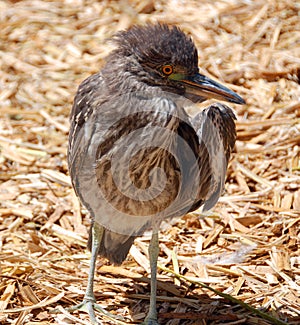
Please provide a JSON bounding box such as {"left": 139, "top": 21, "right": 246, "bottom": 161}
{"left": 143, "top": 231, "right": 159, "bottom": 325}
{"left": 84, "top": 222, "right": 102, "bottom": 302}
{"left": 68, "top": 222, "right": 125, "bottom": 324}
{"left": 67, "top": 222, "right": 103, "bottom": 324}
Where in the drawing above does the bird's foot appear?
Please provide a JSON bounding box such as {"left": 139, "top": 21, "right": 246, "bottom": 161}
{"left": 68, "top": 297, "right": 126, "bottom": 325}
{"left": 141, "top": 318, "right": 159, "bottom": 325}
{"left": 68, "top": 298, "right": 99, "bottom": 325}
{"left": 142, "top": 314, "right": 159, "bottom": 325}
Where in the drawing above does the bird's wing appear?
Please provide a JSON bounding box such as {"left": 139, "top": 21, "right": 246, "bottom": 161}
{"left": 190, "top": 103, "right": 236, "bottom": 212}
{"left": 68, "top": 72, "right": 104, "bottom": 179}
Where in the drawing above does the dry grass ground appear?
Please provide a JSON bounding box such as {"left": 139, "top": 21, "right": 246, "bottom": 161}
{"left": 0, "top": 0, "right": 299, "bottom": 324}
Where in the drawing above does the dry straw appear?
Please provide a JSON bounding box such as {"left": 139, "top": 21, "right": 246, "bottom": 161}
{"left": 0, "top": 0, "right": 299, "bottom": 324}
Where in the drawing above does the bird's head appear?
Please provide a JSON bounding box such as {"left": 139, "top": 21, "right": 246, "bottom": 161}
{"left": 107, "top": 24, "right": 245, "bottom": 105}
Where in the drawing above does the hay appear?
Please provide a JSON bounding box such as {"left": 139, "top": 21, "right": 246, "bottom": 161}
{"left": 0, "top": 0, "right": 299, "bottom": 324}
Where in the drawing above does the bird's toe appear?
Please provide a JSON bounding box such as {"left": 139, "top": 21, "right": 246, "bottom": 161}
{"left": 142, "top": 318, "right": 159, "bottom": 325}
{"left": 67, "top": 299, "right": 126, "bottom": 324}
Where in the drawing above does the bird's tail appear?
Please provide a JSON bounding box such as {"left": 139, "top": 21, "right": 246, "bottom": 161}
{"left": 87, "top": 224, "right": 135, "bottom": 265}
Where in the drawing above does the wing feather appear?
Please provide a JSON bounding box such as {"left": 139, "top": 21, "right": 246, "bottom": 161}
{"left": 190, "top": 103, "right": 236, "bottom": 211}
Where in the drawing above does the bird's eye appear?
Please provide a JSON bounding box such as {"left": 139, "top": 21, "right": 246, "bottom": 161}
{"left": 161, "top": 65, "right": 173, "bottom": 76}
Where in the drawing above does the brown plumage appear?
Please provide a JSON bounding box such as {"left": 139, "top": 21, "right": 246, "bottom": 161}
{"left": 68, "top": 24, "right": 244, "bottom": 324}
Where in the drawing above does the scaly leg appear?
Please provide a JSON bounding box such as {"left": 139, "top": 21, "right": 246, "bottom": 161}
{"left": 143, "top": 231, "right": 159, "bottom": 325}
{"left": 68, "top": 222, "right": 125, "bottom": 324}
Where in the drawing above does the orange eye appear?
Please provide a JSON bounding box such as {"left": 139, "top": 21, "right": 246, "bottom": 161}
{"left": 162, "top": 65, "right": 173, "bottom": 75}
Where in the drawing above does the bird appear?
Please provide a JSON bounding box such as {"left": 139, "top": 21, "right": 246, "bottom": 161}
{"left": 67, "top": 23, "right": 245, "bottom": 324}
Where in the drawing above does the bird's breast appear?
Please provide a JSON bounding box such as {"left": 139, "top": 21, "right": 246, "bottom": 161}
{"left": 72, "top": 94, "right": 210, "bottom": 235}
{"left": 94, "top": 108, "right": 183, "bottom": 218}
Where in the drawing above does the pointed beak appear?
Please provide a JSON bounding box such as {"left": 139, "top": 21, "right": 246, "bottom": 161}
{"left": 180, "top": 73, "right": 245, "bottom": 104}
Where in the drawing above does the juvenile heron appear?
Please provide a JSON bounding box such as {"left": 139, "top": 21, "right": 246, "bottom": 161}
{"left": 68, "top": 24, "right": 245, "bottom": 324}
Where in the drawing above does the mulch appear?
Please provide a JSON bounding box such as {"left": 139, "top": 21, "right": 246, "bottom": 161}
{"left": 0, "top": 0, "right": 299, "bottom": 324}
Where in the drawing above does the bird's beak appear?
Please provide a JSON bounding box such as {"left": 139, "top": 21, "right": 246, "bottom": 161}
{"left": 179, "top": 73, "right": 245, "bottom": 104}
